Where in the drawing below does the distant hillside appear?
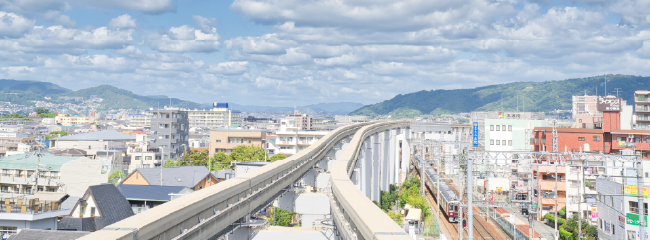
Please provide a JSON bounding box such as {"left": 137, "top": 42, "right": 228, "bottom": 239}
{"left": 0, "top": 79, "right": 71, "bottom": 96}
{"left": 57, "top": 85, "right": 203, "bottom": 111}
{"left": 350, "top": 74, "right": 650, "bottom": 118}
{"left": 230, "top": 102, "right": 363, "bottom": 115}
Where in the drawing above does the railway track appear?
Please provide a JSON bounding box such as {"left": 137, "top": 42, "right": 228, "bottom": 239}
{"left": 416, "top": 156, "right": 507, "bottom": 240}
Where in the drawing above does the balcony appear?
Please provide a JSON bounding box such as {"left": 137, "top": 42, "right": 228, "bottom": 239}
{"left": 637, "top": 97, "right": 649, "bottom": 102}
{"left": 613, "top": 142, "right": 650, "bottom": 150}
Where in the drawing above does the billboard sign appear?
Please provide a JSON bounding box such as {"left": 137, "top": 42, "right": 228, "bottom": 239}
{"left": 624, "top": 185, "right": 650, "bottom": 198}
{"left": 597, "top": 97, "right": 622, "bottom": 111}
{"left": 626, "top": 213, "right": 648, "bottom": 226}
{"left": 472, "top": 122, "right": 478, "bottom": 147}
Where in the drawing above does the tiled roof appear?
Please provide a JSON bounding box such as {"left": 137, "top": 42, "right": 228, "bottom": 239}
{"left": 133, "top": 166, "right": 214, "bottom": 188}
{"left": 116, "top": 184, "right": 190, "bottom": 201}
{"left": 53, "top": 130, "right": 135, "bottom": 141}
{"left": 88, "top": 184, "right": 134, "bottom": 226}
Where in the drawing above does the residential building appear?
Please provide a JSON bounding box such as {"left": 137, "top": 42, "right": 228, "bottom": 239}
{"left": 208, "top": 129, "right": 266, "bottom": 156}
{"left": 0, "top": 192, "right": 70, "bottom": 237}
{"left": 58, "top": 184, "right": 134, "bottom": 231}
{"left": 276, "top": 117, "right": 328, "bottom": 155}
{"left": 572, "top": 95, "right": 602, "bottom": 129}
{"left": 121, "top": 166, "right": 219, "bottom": 191}
{"left": 609, "top": 129, "right": 650, "bottom": 159}
{"left": 186, "top": 102, "right": 243, "bottom": 129}
{"left": 286, "top": 110, "right": 313, "bottom": 130}
{"left": 128, "top": 113, "right": 152, "bottom": 127}
{"left": 534, "top": 165, "right": 566, "bottom": 218}
{"left": 49, "top": 130, "right": 136, "bottom": 150}
{"left": 636, "top": 90, "right": 650, "bottom": 130}
{"left": 0, "top": 152, "right": 108, "bottom": 197}
{"left": 485, "top": 118, "right": 548, "bottom": 151}
{"left": 54, "top": 114, "right": 95, "bottom": 126}
{"left": 212, "top": 169, "right": 234, "bottom": 182}
{"left": 0, "top": 137, "right": 35, "bottom": 157}
{"left": 116, "top": 185, "right": 193, "bottom": 214}
{"left": 149, "top": 108, "right": 189, "bottom": 160}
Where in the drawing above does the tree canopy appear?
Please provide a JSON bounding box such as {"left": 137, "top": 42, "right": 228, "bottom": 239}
{"left": 165, "top": 145, "right": 286, "bottom": 171}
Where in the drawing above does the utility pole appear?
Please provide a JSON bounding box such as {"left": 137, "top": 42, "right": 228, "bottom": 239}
{"left": 638, "top": 156, "right": 645, "bottom": 240}
{"left": 578, "top": 158, "right": 583, "bottom": 239}
{"left": 614, "top": 88, "right": 622, "bottom": 98}
{"left": 459, "top": 162, "right": 464, "bottom": 240}
{"left": 468, "top": 153, "right": 473, "bottom": 240}
{"left": 553, "top": 120, "right": 558, "bottom": 240}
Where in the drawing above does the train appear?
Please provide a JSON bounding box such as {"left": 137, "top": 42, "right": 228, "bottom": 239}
{"left": 414, "top": 154, "right": 461, "bottom": 223}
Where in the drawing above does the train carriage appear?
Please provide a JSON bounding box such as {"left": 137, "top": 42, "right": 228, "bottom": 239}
{"left": 415, "top": 154, "right": 460, "bottom": 223}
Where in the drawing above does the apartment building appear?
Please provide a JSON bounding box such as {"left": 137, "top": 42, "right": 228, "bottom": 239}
{"left": 534, "top": 166, "right": 566, "bottom": 218}
{"left": 128, "top": 113, "right": 152, "bottom": 127}
{"left": 208, "top": 129, "right": 266, "bottom": 156}
{"left": 0, "top": 137, "right": 35, "bottom": 157}
{"left": 636, "top": 90, "right": 650, "bottom": 130}
{"left": 276, "top": 117, "right": 328, "bottom": 155}
{"left": 186, "top": 103, "right": 242, "bottom": 129}
{"left": 0, "top": 152, "right": 108, "bottom": 197}
{"left": 54, "top": 114, "right": 95, "bottom": 126}
{"left": 50, "top": 130, "right": 136, "bottom": 150}
{"left": 149, "top": 108, "right": 189, "bottom": 161}
{"left": 285, "top": 110, "right": 313, "bottom": 130}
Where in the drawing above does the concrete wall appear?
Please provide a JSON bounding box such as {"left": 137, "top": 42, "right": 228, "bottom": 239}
{"left": 59, "top": 157, "right": 108, "bottom": 197}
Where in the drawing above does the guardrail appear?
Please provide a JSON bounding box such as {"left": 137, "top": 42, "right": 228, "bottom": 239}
{"left": 330, "top": 121, "right": 412, "bottom": 240}
{"left": 79, "top": 122, "right": 373, "bottom": 240}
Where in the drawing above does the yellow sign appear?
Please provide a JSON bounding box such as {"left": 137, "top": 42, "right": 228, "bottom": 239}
{"left": 624, "top": 185, "right": 650, "bottom": 198}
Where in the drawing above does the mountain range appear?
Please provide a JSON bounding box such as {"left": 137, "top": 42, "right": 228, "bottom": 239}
{"left": 349, "top": 74, "right": 649, "bottom": 118}
{"left": 0, "top": 80, "right": 363, "bottom": 115}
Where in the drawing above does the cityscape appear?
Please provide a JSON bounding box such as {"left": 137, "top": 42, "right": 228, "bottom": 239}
{"left": 0, "top": 1, "right": 648, "bottom": 240}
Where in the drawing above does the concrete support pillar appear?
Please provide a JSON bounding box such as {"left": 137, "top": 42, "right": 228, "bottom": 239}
{"left": 381, "top": 130, "right": 390, "bottom": 192}
{"left": 363, "top": 139, "right": 372, "bottom": 199}
{"left": 372, "top": 134, "right": 380, "bottom": 202}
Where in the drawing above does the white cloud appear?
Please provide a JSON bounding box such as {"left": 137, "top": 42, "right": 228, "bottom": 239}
{"left": 77, "top": 0, "right": 176, "bottom": 14}
{"left": 206, "top": 61, "right": 249, "bottom": 75}
{"left": 0, "top": 12, "right": 34, "bottom": 38}
{"left": 150, "top": 25, "right": 221, "bottom": 52}
{"left": 108, "top": 14, "right": 137, "bottom": 29}
{"left": 193, "top": 15, "right": 218, "bottom": 34}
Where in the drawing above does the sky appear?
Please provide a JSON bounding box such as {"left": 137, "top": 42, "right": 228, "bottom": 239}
{"left": 0, "top": 0, "right": 649, "bottom": 106}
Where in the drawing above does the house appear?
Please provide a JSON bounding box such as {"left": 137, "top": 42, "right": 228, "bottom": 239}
{"left": 121, "top": 166, "right": 219, "bottom": 191}
{"left": 212, "top": 169, "right": 235, "bottom": 182}
{"left": 49, "top": 130, "right": 136, "bottom": 150}
{"left": 57, "top": 184, "right": 134, "bottom": 232}
{"left": 116, "top": 185, "right": 194, "bottom": 214}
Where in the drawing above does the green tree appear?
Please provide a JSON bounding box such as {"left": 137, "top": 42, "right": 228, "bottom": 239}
{"left": 269, "top": 153, "right": 287, "bottom": 162}
{"left": 230, "top": 145, "right": 266, "bottom": 162}
{"left": 177, "top": 149, "right": 209, "bottom": 166}
{"left": 108, "top": 170, "right": 125, "bottom": 185}
{"left": 44, "top": 131, "right": 67, "bottom": 140}
{"left": 388, "top": 211, "right": 404, "bottom": 224}
{"left": 210, "top": 152, "right": 233, "bottom": 170}
{"left": 271, "top": 207, "right": 296, "bottom": 227}
{"left": 163, "top": 160, "right": 179, "bottom": 167}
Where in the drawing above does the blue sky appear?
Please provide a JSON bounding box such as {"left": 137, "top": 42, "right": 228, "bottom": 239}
{"left": 0, "top": 0, "right": 649, "bottom": 106}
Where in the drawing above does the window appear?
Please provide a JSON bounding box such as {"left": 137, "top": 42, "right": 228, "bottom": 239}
{"left": 496, "top": 125, "right": 500, "bottom": 131}
{"left": 490, "top": 125, "right": 494, "bottom": 131}
{"left": 593, "top": 136, "right": 600, "bottom": 142}
{"left": 135, "top": 156, "right": 141, "bottom": 160}
{"left": 248, "top": 140, "right": 252, "bottom": 144}
{"left": 502, "top": 140, "right": 506, "bottom": 145}
{"left": 490, "top": 139, "right": 494, "bottom": 145}
{"left": 216, "top": 140, "right": 221, "bottom": 143}
{"left": 0, "top": 226, "right": 17, "bottom": 235}
{"left": 630, "top": 201, "right": 638, "bottom": 213}
{"left": 635, "top": 138, "right": 642, "bottom": 143}
{"left": 508, "top": 140, "right": 512, "bottom": 146}
{"left": 508, "top": 125, "right": 512, "bottom": 131}
{"left": 91, "top": 207, "right": 95, "bottom": 217}
{"left": 502, "top": 125, "right": 506, "bottom": 131}
{"left": 578, "top": 137, "right": 585, "bottom": 141}
{"left": 646, "top": 172, "right": 649, "bottom": 178}
{"left": 617, "top": 137, "right": 624, "bottom": 142}
{"left": 496, "top": 140, "right": 500, "bottom": 145}
{"left": 145, "top": 156, "right": 152, "bottom": 160}
{"left": 80, "top": 205, "right": 86, "bottom": 218}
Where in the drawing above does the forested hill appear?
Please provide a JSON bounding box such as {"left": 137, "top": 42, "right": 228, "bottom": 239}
{"left": 349, "top": 74, "right": 650, "bottom": 118}
{"left": 58, "top": 85, "right": 204, "bottom": 111}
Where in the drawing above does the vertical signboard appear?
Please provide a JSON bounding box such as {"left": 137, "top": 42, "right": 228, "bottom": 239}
{"left": 473, "top": 122, "right": 479, "bottom": 147}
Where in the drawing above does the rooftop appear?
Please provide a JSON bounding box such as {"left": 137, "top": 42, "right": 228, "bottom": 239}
{"left": 116, "top": 185, "right": 190, "bottom": 201}
{"left": 533, "top": 127, "right": 603, "bottom": 134}
{"left": 0, "top": 151, "right": 80, "bottom": 171}
{"left": 53, "top": 130, "right": 136, "bottom": 141}
{"left": 128, "top": 166, "right": 214, "bottom": 188}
